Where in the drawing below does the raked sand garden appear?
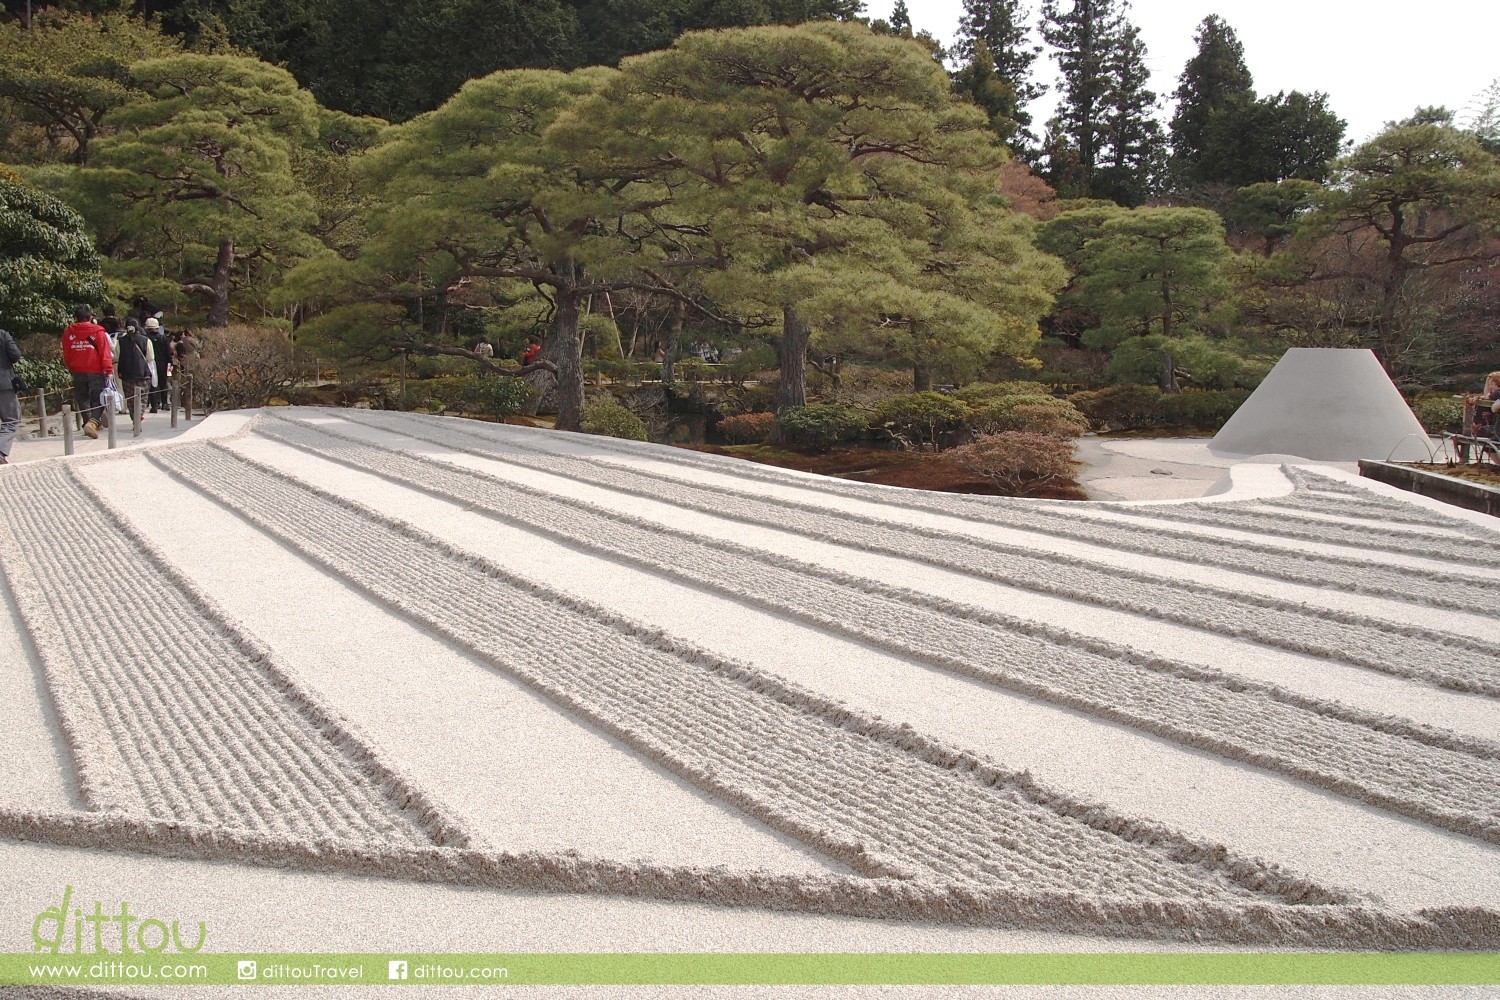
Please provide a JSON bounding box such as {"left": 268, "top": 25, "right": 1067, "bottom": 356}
{"left": 1, "top": 408, "right": 1499, "bottom": 997}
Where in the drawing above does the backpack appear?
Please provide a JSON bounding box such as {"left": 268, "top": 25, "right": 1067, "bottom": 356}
{"left": 119, "top": 332, "right": 152, "bottom": 381}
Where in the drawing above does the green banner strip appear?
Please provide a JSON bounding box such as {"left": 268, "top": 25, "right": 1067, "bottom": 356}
{"left": 2, "top": 952, "right": 1498, "bottom": 986}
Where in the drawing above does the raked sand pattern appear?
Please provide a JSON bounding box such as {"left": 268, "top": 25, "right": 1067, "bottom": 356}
{"left": 2, "top": 407, "right": 1500, "bottom": 952}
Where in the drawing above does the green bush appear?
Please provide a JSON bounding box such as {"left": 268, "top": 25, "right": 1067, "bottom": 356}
{"left": 724, "top": 345, "right": 779, "bottom": 385}
{"left": 1412, "top": 394, "right": 1464, "bottom": 434}
{"left": 675, "top": 358, "right": 713, "bottom": 383}
{"left": 719, "top": 383, "right": 777, "bottom": 417}
{"left": 1068, "top": 384, "right": 1165, "bottom": 430}
{"left": 13, "top": 357, "right": 71, "bottom": 401}
{"left": 1158, "top": 389, "right": 1251, "bottom": 430}
{"left": 463, "top": 375, "right": 536, "bottom": 419}
{"left": 778, "top": 404, "right": 868, "bottom": 449}
{"left": 717, "top": 411, "right": 776, "bottom": 444}
{"left": 872, "top": 392, "right": 974, "bottom": 448}
{"left": 952, "top": 380, "right": 1052, "bottom": 406}
{"left": 580, "top": 397, "right": 648, "bottom": 440}
{"left": 947, "top": 431, "right": 1078, "bottom": 496}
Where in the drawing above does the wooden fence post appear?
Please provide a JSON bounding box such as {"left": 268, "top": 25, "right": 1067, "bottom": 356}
{"left": 61, "top": 404, "right": 73, "bottom": 455}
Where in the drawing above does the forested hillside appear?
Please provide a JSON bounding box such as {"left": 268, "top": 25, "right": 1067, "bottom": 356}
{"left": 2, "top": 1, "right": 1496, "bottom": 445}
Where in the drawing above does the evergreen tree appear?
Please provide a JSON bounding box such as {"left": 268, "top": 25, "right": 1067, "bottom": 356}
{"left": 1040, "top": 0, "right": 1160, "bottom": 202}
{"left": 1094, "top": 19, "right": 1162, "bottom": 205}
{"left": 954, "top": 0, "right": 1044, "bottom": 145}
{"left": 952, "top": 40, "right": 1021, "bottom": 146}
{"left": 889, "top": 0, "right": 912, "bottom": 35}
{"left": 84, "top": 54, "right": 324, "bottom": 325}
{"left": 1198, "top": 90, "right": 1344, "bottom": 187}
{"left": 1169, "top": 15, "right": 1253, "bottom": 185}
{"left": 1312, "top": 122, "right": 1500, "bottom": 371}
{"left": 0, "top": 8, "right": 182, "bottom": 165}
{"left": 0, "top": 169, "right": 105, "bottom": 336}
{"left": 588, "top": 22, "right": 1060, "bottom": 414}
{"left": 1040, "top": 0, "right": 1113, "bottom": 196}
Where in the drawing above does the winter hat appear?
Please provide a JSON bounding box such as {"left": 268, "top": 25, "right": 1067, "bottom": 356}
{"left": 145, "top": 318, "right": 160, "bottom": 330}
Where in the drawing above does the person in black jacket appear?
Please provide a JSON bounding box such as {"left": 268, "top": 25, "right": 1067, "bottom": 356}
{"left": 143, "top": 317, "right": 170, "bottom": 413}
{"left": 116, "top": 319, "right": 155, "bottom": 427}
{"left": 0, "top": 328, "right": 20, "bottom": 464}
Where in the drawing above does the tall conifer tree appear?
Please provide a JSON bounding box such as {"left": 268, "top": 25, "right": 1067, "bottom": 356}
{"left": 889, "top": 0, "right": 912, "bottom": 35}
{"left": 1039, "top": 0, "right": 1161, "bottom": 202}
{"left": 954, "top": 0, "right": 1044, "bottom": 145}
{"left": 1169, "top": 15, "right": 1254, "bottom": 185}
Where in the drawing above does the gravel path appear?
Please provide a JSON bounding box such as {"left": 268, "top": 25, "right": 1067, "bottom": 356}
{"left": 147, "top": 440, "right": 1348, "bottom": 905}
{"left": 247, "top": 414, "right": 1500, "bottom": 847}
{"left": 328, "top": 410, "right": 1498, "bottom": 696}
{"left": 0, "top": 463, "right": 460, "bottom": 847}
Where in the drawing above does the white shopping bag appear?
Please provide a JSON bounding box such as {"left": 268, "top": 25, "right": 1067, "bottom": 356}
{"left": 101, "top": 378, "right": 126, "bottom": 414}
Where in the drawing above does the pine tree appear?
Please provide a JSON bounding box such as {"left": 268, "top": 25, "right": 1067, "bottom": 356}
{"left": 1169, "top": 15, "right": 1254, "bottom": 185}
{"left": 955, "top": 0, "right": 1044, "bottom": 144}
{"left": 889, "top": 0, "right": 912, "bottom": 35}
{"left": 952, "top": 39, "right": 1022, "bottom": 145}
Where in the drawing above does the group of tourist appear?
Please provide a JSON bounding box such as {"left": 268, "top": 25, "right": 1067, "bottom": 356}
{"left": 0, "top": 302, "right": 196, "bottom": 465}
{"left": 60, "top": 301, "right": 194, "bottom": 439}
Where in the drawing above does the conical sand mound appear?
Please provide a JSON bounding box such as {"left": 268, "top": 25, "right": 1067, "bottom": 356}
{"left": 1210, "top": 349, "right": 1432, "bottom": 461}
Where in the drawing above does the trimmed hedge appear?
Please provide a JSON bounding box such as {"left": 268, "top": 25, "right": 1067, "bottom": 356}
{"left": 777, "top": 404, "right": 868, "bottom": 449}
{"left": 580, "top": 397, "right": 649, "bottom": 440}
{"left": 871, "top": 392, "right": 973, "bottom": 448}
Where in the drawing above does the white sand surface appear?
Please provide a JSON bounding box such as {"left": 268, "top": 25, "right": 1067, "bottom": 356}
{"left": 3, "top": 407, "right": 1499, "bottom": 988}
{"left": 306, "top": 415, "right": 1486, "bottom": 639}
{"left": 286, "top": 416, "right": 1500, "bottom": 735}
{"left": 217, "top": 429, "right": 1500, "bottom": 912}
{"left": 76, "top": 457, "right": 843, "bottom": 876}
{"left": 0, "top": 564, "right": 77, "bottom": 812}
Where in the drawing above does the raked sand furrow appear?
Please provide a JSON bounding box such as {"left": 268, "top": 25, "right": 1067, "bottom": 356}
{"left": 150, "top": 440, "right": 1340, "bottom": 906}
{"left": 1247, "top": 488, "right": 1475, "bottom": 528}
{"left": 254, "top": 414, "right": 1500, "bottom": 846}
{"left": 334, "top": 409, "right": 1498, "bottom": 694}
{"left": 390, "top": 410, "right": 1491, "bottom": 566}
{"left": 0, "top": 464, "right": 447, "bottom": 847}
{"left": 1094, "top": 500, "right": 1481, "bottom": 552}
{"left": 381, "top": 411, "right": 1492, "bottom": 586}
{"left": 468, "top": 413, "right": 1488, "bottom": 566}
{"left": 9, "top": 807, "right": 1500, "bottom": 947}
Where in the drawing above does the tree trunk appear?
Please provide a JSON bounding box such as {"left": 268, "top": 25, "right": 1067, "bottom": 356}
{"left": 208, "top": 239, "right": 233, "bottom": 327}
{"left": 550, "top": 286, "right": 586, "bottom": 432}
{"left": 911, "top": 321, "right": 930, "bottom": 391}
{"left": 776, "top": 305, "right": 810, "bottom": 413}
{"left": 660, "top": 299, "right": 684, "bottom": 384}
{"left": 1160, "top": 348, "right": 1179, "bottom": 393}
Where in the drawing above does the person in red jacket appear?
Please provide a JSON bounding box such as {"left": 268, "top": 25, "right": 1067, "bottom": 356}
{"left": 61, "top": 304, "right": 113, "bottom": 439}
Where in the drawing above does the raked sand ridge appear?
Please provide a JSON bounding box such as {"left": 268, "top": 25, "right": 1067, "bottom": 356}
{"left": 2, "top": 408, "right": 1500, "bottom": 988}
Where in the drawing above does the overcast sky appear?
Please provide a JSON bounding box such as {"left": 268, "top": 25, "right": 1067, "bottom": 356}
{"left": 867, "top": 1, "right": 1500, "bottom": 144}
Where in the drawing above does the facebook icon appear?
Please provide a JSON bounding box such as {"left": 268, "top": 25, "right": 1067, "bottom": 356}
{"left": 388, "top": 960, "right": 409, "bottom": 981}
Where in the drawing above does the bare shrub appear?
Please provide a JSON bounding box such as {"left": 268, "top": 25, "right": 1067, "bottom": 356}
{"left": 718, "top": 411, "right": 776, "bottom": 443}
{"left": 191, "top": 326, "right": 299, "bottom": 412}
{"left": 947, "top": 431, "right": 1078, "bottom": 496}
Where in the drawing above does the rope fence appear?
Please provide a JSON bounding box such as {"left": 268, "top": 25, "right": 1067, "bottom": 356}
{"left": 16, "top": 376, "right": 195, "bottom": 455}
